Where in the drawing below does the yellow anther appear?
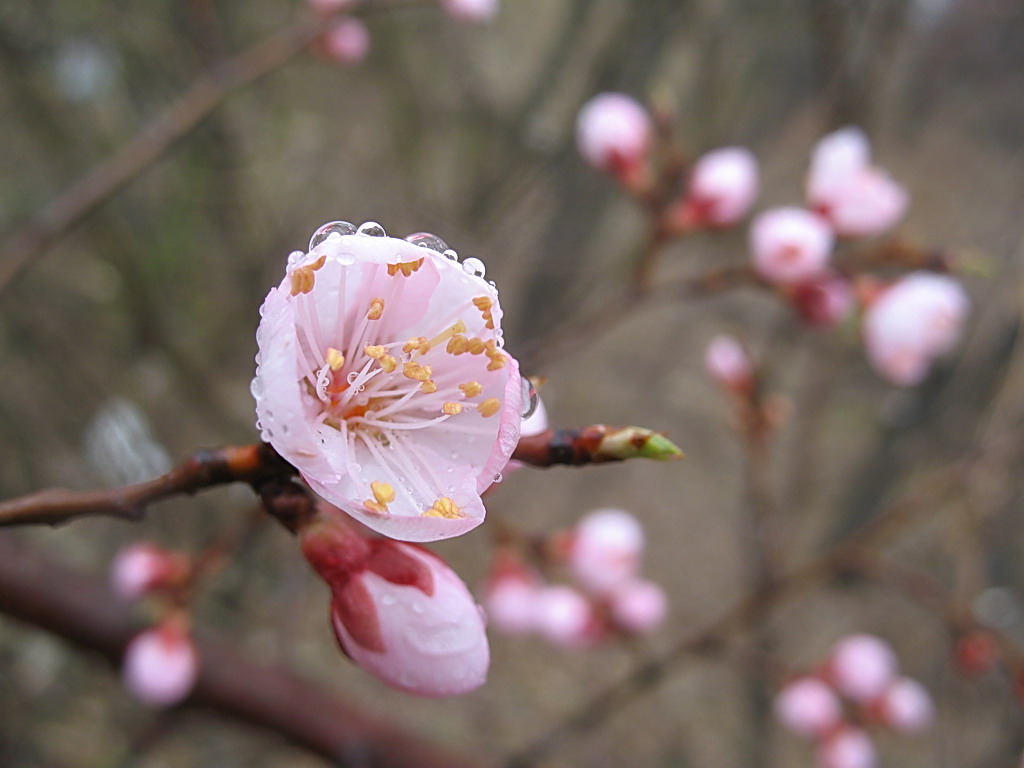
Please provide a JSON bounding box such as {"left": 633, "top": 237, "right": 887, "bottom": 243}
{"left": 485, "top": 315, "right": 495, "bottom": 330}
{"left": 371, "top": 481, "right": 396, "bottom": 507}
{"left": 484, "top": 339, "right": 498, "bottom": 353}
{"left": 367, "top": 297, "right": 385, "bottom": 320}
{"left": 459, "top": 381, "right": 483, "bottom": 398}
{"left": 487, "top": 355, "right": 507, "bottom": 371}
{"left": 309, "top": 254, "right": 327, "bottom": 271}
{"left": 446, "top": 335, "right": 469, "bottom": 355}
{"left": 387, "top": 258, "right": 425, "bottom": 277}
{"left": 442, "top": 401, "right": 463, "bottom": 416}
{"left": 467, "top": 338, "right": 486, "bottom": 355}
{"left": 365, "top": 499, "right": 387, "bottom": 514}
{"left": 472, "top": 296, "right": 493, "bottom": 312}
{"left": 420, "top": 380, "right": 438, "bottom": 394}
{"left": 403, "top": 361, "right": 433, "bottom": 382}
{"left": 289, "top": 254, "right": 327, "bottom": 296}
{"left": 478, "top": 397, "right": 501, "bottom": 418}
{"left": 364, "top": 344, "right": 386, "bottom": 359}
{"left": 422, "top": 497, "right": 463, "bottom": 519}
{"left": 379, "top": 354, "right": 398, "bottom": 373}
{"left": 403, "top": 336, "right": 429, "bottom": 354}
{"left": 326, "top": 348, "right": 346, "bottom": 371}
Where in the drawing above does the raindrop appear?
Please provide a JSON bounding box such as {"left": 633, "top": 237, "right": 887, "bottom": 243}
{"left": 411, "top": 602, "right": 425, "bottom": 614}
{"left": 442, "top": 249, "right": 460, "bottom": 262}
{"left": 286, "top": 249, "right": 306, "bottom": 267}
{"left": 346, "top": 372, "right": 359, "bottom": 384}
{"left": 357, "top": 221, "right": 386, "bottom": 237}
{"left": 381, "top": 594, "right": 396, "bottom": 606}
{"left": 338, "top": 251, "right": 356, "bottom": 266}
{"left": 461, "top": 257, "right": 486, "bottom": 278}
{"left": 309, "top": 221, "right": 356, "bottom": 250}
{"left": 405, "top": 232, "right": 449, "bottom": 253}
{"left": 493, "top": 472, "right": 503, "bottom": 483}
{"left": 520, "top": 377, "right": 539, "bottom": 418}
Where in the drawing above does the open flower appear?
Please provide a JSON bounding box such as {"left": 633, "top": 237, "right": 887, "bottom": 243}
{"left": 253, "top": 223, "right": 523, "bottom": 542}
{"left": 302, "top": 515, "right": 489, "bottom": 697}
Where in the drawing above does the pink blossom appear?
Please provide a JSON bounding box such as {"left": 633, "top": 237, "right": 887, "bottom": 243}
{"left": 705, "top": 334, "right": 754, "bottom": 393}
{"left": 878, "top": 677, "right": 934, "bottom": 733}
{"left": 302, "top": 517, "right": 489, "bottom": 696}
{"left": 442, "top": 0, "right": 499, "bottom": 22}
{"left": 808, "top": 127, "right": 908, "bottom": 238}
{"left": 791, "top": 271, "right": 855, "bottom": 328}
{"left": 750, "top": 207, "right": 834, "bottom": 285}
{"left": 607, "top": 578, "right": 667, "bottom": 634}
{"left": 253, "top": 222, "right": 523, "bottom": 542}
{"left": 535, "top": 585, "right": 598, "bottom": 648}
{"left": 576, "top": 93, "right": 651, "bottom": 180}
{"left": 828, "top": 634, "right": 898, "bottom": 703}
{"left": 110, "top": 543, "right": 186, "bottom": 601}
{"left": 567, "top": 508, "right": 644, "bottom": 594}
{"left": 122, "top": 622, "right": 198, "bottom": 706}
{"left": 323, "top": 19, "right": 370, "bottom": 65}
{"left": 815, "top": 727, "right": 877, "bottom": 768}
{"left": 862, "top": 271, "right": 969, "bottom": 386}
{"left": 682, "top": 147, "right": 759, "bottom": 227}
{"left": 482, "top": 557, "right": 543, "bottom": 635}
{"left": 774, "top": 677, "right": 843, "bottom": 738}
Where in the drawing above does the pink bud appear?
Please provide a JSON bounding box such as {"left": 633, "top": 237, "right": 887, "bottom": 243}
{"left": 110, "top": 543, "right": 186, "bottom": 601}
{"left": 808, "top": 127, "right": 907, "bottom": 238}
{"left": 576, "top": 93, "right": 651, "bottom": 180}
{"left": 683, "top": 147, "right": 759, "bottom": 227}
{"left": 483, "top": 558, "right": 543, "bottom": 635}
{"left": 815, "top": 727, "right": 876, "bottom": 768}
{"left": 607, "top": 578, "right": 667, "bottom": 634}
{"left": 862, "top": 272, "right": 969, "bottom": 386}
{"left": 878, "top": 677, "right": 934, "bottom": 733}
{"left": 774, "top": 677, "right": 843, "bottom": 738}
{"left": 791, "top": 271, "right": 855, "bottom": 327}
{"left": 122, "top": 623, "right": 198, "bottom": 707}
{"left": 750, "top": 207, "right": 834, "bottom": 285}
{"left": 323, "top": 18, "right": 370, "bottom": 65}
{"left": 568, "top": 508, "right": 645, "bottom": 594}
{"left": 828, "top": 634, "right": 898, "bottom": 703}
{"left": 705, "top": 334, "right": 753, "bottom": 393}
{"left": 442, "top": 0, "right": 499, "bottom": 22}
{"left": 535, "top": 585, "right": 599, "bottom": 648}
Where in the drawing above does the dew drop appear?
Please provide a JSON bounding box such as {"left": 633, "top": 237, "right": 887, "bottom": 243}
{"left": 442, "top": 249, "right": 460, "bottom": 262}
{"left": 309, "top": 221, "right": 356, "bottom": 250}
{"left": 338, "top": 251, "right": 356, "bottom": 266}
{"left": 493, "top": 472, "right": 503, "bottom": 483}
{"left": 381, "top": 594, "right": 396, "bottom": 606}
{"left": 461, "top": 257, "right": 486, "bottom": 278}
{"left": 520, "top": 377, "right": 539, "bottom": 418}
{"left": 286, "top": 249, "right": 306, "bottom": 267}
{"left": 405, "top": 232, "right": 449, "bottom": 253}
{"left": 346, "top": 371, "right": 359, "bottom": 384}
{"left": 357, "top": 221, "right": 386, "bottom": 237}
{"left": 411, "top": 601, "right": 425, "bottom": 615}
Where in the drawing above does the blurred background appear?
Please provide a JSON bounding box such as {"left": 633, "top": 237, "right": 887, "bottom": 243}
{"left": 1, "top": 0, "right": 1023, "bottom": 765}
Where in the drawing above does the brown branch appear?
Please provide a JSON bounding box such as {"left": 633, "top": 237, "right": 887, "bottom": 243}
{"left": 0, "top": 535, "right": 480, "bottom": 768}
{"left": 511, "top": 425, "right": 683, "bottom": 466}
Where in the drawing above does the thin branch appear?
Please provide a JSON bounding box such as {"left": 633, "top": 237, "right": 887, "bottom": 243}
{"left": 0, "top": 535, "right": 480, "bottom": 768}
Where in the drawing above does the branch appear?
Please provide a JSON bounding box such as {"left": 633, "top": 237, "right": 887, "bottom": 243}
{"left": 511, "top": 425, "right": 683, "bottom": 466}
{"left": 0, "top": 535, "right": 480, "bottom": 768}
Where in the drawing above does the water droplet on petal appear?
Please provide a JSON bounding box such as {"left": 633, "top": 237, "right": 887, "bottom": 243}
{"left": 338, "top": 251, "right": 356, "bottom": 266}
{"left": 405, "top": 232, "right": 449, "bottom": 253}
{"left": 357, "top": 221, "right": 386, "bottom": 237}
{"left": 493, "top": 472, "right": 503, "bottom": 483}
{"left": 381, "top": 594, "right": 396, "bottom": 606}
{"left": 461, "top": 257, "right": 486, "bottom": 278}
{"left": 520, "top": 377, "right": 539, "bottom": 418}
{"left": 309, "top": 221, "right": 356, "bottom": 250}
{"left": 287, "top": 249, "right": 307, "bottom": 267}
{"left": 442, "top": 249, "right": 459, "bottom": 262}
{"left": 347, "top": 372, "right": 359, "bottom": 384}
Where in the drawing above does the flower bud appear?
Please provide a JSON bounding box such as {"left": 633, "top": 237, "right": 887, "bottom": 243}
{"left": 774, "top": 677, "right": 843, "bottom": 738}
{"left": 681, "top": 147, "right": 758, "bottom": 227}
{"left": 442, "top": 0, "right": 499, "bottom": 22}
{"left": 750, "top": 207, "right": 834, "bottom": 285}
{"left": 122, "top": 621, "right": 198, "bottom": 707}
{"left": 705, "top": 334, "right": 754, "bottom": 394}
{"left": 322, "top": 19, "right": 370, "bottom": 65}
{"left": 535, "top": 585, "right": 599, "bottom": 648}
{"left": 576, "top": 93, "right": 651, "bottom": 183}
{"left": 877, "top": 677, "right": 934, "bottom": 733}
{"left": 815, "top": 727, "right": 876, "bottom": 768}
{"left": 790, "top": 271, "right": 855, "bottom": 328}
{"left": 110, "top": 543, "right": 188, "bottom": 601}
{"left": 567, "top": 508, "right": 645, "bottom": 595}
{"left": 827, "top": 634, "right": 898, "bottom": 703}
{"left": 482, "top": 556, "right": 543, "bottom": 635}
{"left": 607, "top": 578, "right": 667, "bottom": 634}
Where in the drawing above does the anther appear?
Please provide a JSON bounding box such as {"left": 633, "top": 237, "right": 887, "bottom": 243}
{"left": 459, "top": 381, "right": 483, "bottom": 398}
{"left": 478, "top": 398, "right": 500, "bottom": 418}
{"left": 379, "top": 355, "right": 398, "bottom": 373}
{"left": 487, "top": 355, "right": 507, "bottom": 371}
{"left": 367, "top": 298, "right": 385, "bottom": 320}
{"left": 447, "top": 335, "right": 469, "bottom": 355}
{"left": 420, "top": 380, "right": 438, "bottom": 394}
{"left": 364, "top": 344, "right": 386, "bottom": 359}
{"left": 467, "top": 338, "right": 486, "bottom": 355}
{"left": 326, "top": 348, "right": 346, "bottom": 371}
{"left": 442, "top": 402, "right": 463, "bottom": 416}
{"left": 371, "top": 481, "right": 396, "bottom": 506}
{"left": 403, "top": 361, "right": 433, "bottom": 382}
{"left": 422, "top": 497, "right": 463, "bottom": 519}
{"left": 403, "top": 336, "right": 430, "bottom": 354}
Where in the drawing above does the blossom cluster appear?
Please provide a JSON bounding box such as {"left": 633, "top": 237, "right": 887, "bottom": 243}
{"left": 483, "top": 509, "right": 667, "bottom": 647}
{"left": 775, "top": 635, "right": 934, "bottom": 768}
{"left": 110, "top": 544, "right": 199, "bottom": 706}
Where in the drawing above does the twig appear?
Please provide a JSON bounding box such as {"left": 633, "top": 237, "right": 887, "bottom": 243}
{"left": 0, "top": 535, "right": 481, "bottom": 768}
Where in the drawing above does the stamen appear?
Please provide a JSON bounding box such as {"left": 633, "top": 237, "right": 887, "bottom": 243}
{"left": 371, "top": 481, "right": 396, "bottom": 506}
{"left": 387, "top": 258, "right": 425, "bottom": 277}
{"left": 427, "top": 320, "right": 468, "bottom": 351}
{"left": 420, "top": 380, "right": 438, "bottom": 394}
{"left": 478, "top": 398, "right": 501, "bottom": 418}
{"left": 446, "top": 335, "right": 469, "bottom": 355}
{"left": 487, "top": 354, "right": 507, "bottom": 371}
{"left": 289, "top": 254, "right": 327, "bottom": 296}
{"left": 422, "top": 497, "right": 463, "bottom": 519}
{"left": 326, "top": 348, "right": 346, "bottom": 371}
{"left": 403, "top": 336, "right": 430, "bottom": 354}
{"left": 442, "top": 402, "right": 463, "bottom": 416}
{"left": 367, "top": 297, "right": 385, "bottom": 320}
{"left": 379, "top": 355, "right": 398, "bottom": 373}
{"left": 403, "top": 361, "right": 433, "bottom": 382}
{"left": 472, "top": 296, "right": 492, "bottom": 312}
{"left": 364, "top": 344, "right": 386, "bottom": 359}
{"left": 459, "top": 381, "right": 483, "bottom": 398}
{"left": 467, "top": 338, "right": 486, "bottom": 355}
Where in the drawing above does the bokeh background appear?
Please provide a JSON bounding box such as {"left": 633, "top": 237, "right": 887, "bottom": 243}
{"left": 1, "top": 0, "right": 1023, "bottom": 765}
